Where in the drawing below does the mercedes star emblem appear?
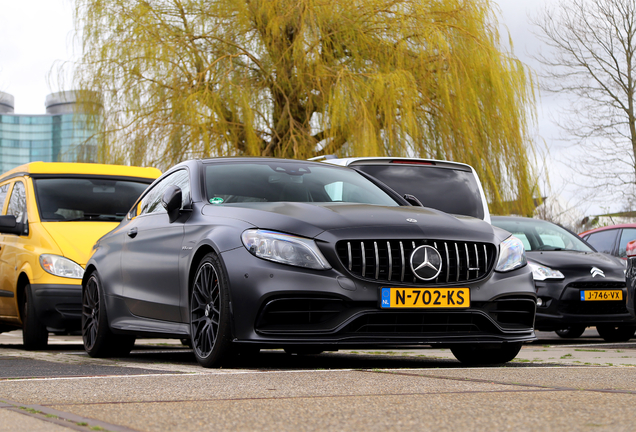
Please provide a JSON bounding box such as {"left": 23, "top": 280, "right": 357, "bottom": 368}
{"left": 410, "top": 245, "right": 443, "bottom": 281}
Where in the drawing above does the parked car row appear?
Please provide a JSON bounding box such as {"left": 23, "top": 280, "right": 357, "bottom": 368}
{"left": 0, "top": 157, "right": 634, "bottom": 368}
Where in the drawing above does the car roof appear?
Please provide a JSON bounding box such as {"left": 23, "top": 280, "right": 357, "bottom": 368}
{"left": 579, "top": 223, "right": 636, "bottom": 236}
{"left": 320, "top": 157, "right": 475, "bottom": 172}
{"left": 492, "top": 215, "right": 544, "bottom": 222}
{"left": 0, "top": 162, "right": 162, "bottom": 182}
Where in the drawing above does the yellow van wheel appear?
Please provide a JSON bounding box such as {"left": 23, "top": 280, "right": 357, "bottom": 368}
{"left": 22, "top": 284, "right": 48, "bottom": 350}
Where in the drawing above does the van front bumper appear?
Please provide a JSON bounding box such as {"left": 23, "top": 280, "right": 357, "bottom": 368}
{"left": 30, "top": 283, "right": 82, "bottom": 331}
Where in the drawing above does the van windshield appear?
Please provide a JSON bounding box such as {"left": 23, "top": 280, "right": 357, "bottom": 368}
{"left": 33, "top": 177, "right": 151, "bottom": 221}
{"left": 354, "top": 164, "right": 485, "bottom": 219}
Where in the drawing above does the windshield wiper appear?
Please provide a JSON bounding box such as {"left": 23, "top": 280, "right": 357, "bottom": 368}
{"left": 64, "top": 213, "right": 124, "bottom": 222}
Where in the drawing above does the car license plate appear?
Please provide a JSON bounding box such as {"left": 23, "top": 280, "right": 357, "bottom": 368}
{"left": 580, "top": 290, "right": 623, "bottom": 301}
{"left": 380, "top": 287, "right": 470, "bottom": 309}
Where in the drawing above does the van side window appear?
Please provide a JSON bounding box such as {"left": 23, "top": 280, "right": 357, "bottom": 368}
{"left": 6, "top": 181, "right": 27, "bottom": 224}
{"left": 138, "top": 170, "right": 190, "bottom": 216}
{"left": 0, "top": 183, "right": 10, "bottom": 212}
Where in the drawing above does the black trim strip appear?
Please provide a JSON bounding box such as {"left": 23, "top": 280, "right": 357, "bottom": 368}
{"left": 0, "top": 171, "right": 28, "bottom": 182}
{"left": 0, "top": 290, "right": 14, "bottom": 298}
{"left": 30, "top": 174, "right": 155, "bottom": 183}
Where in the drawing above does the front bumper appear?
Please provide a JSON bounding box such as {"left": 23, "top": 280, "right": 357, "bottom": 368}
{"left": 221, "top": 247, "right": 537, "bottom": 347}
{"left": 534, "top": 280, "right": 635, "bottom": 330}
{"left": 30, "top": 283, "right": 82, "bottom": 331}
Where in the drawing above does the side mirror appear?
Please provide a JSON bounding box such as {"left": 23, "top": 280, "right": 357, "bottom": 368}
{"left": 0, "top": 215, "right": 24, "bottom": 235}
{"left": 403, "top": 194, "right": 423, "bottom": 207}
{"left": 161, "top": 185, "right": 182, "bottom": 223}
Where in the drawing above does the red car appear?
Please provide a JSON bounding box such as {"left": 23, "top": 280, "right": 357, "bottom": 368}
{"left": 627, "top": 240, "right": 636, "bottom": 319}
{"left": 580, "top": 224, "right": 636, "bottom": 259}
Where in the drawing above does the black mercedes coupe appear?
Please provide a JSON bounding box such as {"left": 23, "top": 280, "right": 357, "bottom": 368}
{"left": 82, "top": 158, "right": 536, "bottom": 367}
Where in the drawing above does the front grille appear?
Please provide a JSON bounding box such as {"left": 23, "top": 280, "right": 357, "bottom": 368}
{"left": 345, "top": 311, "right": 498, "bottom": 334}
{"left": 567, "top": 282, "right": 626, "bottom": 289}
{"left": 559, "top": 282, "right": 628, "bottom": 315}
{"left": 336, "top": 239, "right": 496, "bottom": 284}
{"left": 559, "top": 301, "right": 628, "bottom": 315}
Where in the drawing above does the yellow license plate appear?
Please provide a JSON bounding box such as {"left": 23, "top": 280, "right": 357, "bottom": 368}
{"left": 580, "top": 290, "right": 623, "bottom": 301}
{"left": 380, "top": 287, "right": 470, "bottom": 308}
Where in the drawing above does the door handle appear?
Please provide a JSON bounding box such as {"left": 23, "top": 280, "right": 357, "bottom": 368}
{"left": 127, "top": 227, "right": 138, "bottom": 238}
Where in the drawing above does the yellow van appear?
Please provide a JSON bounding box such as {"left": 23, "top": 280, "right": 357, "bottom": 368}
{"left": 0, "top": 162, "right": 161, "bottom": 349}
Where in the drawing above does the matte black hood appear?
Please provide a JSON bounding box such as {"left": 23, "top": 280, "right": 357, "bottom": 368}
{"left": 528, "top": 250, "right": 625, "bottom": 280}
{"left": 202, "top": 202, "right": 500, "bottom": 243}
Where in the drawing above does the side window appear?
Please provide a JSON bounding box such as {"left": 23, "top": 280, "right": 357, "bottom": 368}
{"left": 585, "top": 230, "right": 618, "bottom": 254}
{"left": 138, "top": 170, "right": 190, "bottom": 216}
{"left": 0, "top": 183, "right": 11, "bottom": 212}
{"left": 618, "top": 228, "right": 636, "bottom": 258}
{"left": 6, "top": 181, "right": 27, "bottom": 225}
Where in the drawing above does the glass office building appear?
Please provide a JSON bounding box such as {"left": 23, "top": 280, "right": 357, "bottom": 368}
{"left": 0, "top": 91, "right": 100, "bottom": 173}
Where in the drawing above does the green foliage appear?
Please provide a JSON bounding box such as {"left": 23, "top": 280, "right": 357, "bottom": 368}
{"left": 73, "top": 0, "right": 537, "bottom": 214}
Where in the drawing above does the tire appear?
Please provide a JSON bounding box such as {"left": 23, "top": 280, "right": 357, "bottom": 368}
{"left": 22, "top": 283, "right": 48, "bottom": 350}
{"left": 190, "top": 252, "right": 233, "bottom": 368}
{"left": 596, "top": 325, "right": 636, "bottom": 343}
{"left": 555, "top": 325, "right": 586, "bottom": 339}
{"left": 450, "top": 342, "right": 523, "bottom": 365}
{"left": 82, "top": 271, "right": 135, "bottom": 357}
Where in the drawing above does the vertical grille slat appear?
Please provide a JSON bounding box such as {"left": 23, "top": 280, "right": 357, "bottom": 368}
{"left": 361, "top": 241, "right": 366, "bottom": 278}
{"left": 337, "top": 239, "right": 496, "bottom": 285}
{"left": 374, "top": 241, "right": 380, "bottom": 280}
{"left": 464, "top": 243, "right": 470, "bottom": 280}
{"left": 455, "top": 243, "right": 460, "bottom": 282}
{"left": 387, "top": 241, "right": 393, "bottom": 281}
{"left": 474, "top": 244, "right": 479, "bottom": 278}
{"left": 400, "top": 241, "right": 405, "bottom": 282}
{"left": 444, "top": 242, "right": 450, "bottom": 282}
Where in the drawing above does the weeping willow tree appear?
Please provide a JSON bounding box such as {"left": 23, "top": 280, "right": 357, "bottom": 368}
{"left": 71, "top": 0, "right": 537, "bottom": 215}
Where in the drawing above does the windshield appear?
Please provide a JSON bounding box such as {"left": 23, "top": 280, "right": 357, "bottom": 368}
{"left": 33, "top": 177, "right": 152, "bottom": 222}
{"left": 492, "top": 217, "right": 593, "bottom": 252}
{"left": 354, "top": 163, "right": 485, "bottom": 219}
{"left": 204, "top": 162, "right": 399, "bottom": 206}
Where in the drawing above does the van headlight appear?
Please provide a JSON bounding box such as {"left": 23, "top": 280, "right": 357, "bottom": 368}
{"left": 241, "top": 229, "right": 331, "bottom": 270}
{"left": 495, "top": 236, "right": 527, "bottom": 272}
{"left": 40, "top": 254, "right": 85, "bottom": 279}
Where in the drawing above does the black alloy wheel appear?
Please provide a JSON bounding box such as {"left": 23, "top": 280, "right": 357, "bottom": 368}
{"left": 555, "top": 325, "right": 586, "bottom": 339}
{"left": 22, "top": 283, "right": 48, "bottom": 350}
{"left": 596, "top": 324, "right": 636, "bottom": 343}
{"left": 450, "top": 342, "right": 523, "bottom": 365}
{"left": 190, "top": 252, "right": 232, "bottom": 368}
{"left": 82, "top": 271, "right": 135, "bottom": 357}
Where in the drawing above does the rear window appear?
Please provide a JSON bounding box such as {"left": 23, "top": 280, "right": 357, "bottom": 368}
{"left": 33, "top": 177, "right": 152, "bottom": 221}
{"left": 354, "top": 164, "right": 485, "bottom": 219}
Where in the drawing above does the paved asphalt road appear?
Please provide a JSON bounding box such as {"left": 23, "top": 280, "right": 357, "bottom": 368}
{"left": 1, "top": 328, "right": 636, "bottom": 431}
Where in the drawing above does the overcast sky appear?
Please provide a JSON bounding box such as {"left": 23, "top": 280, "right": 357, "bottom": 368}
{"left": 0, "top": 0, "right": 612, "bottom": 215}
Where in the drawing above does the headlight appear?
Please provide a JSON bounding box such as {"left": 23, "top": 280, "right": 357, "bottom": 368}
{"left": 495, "top": 235, "right": 527, "bottom": 272}
{"left": 39, "top": 254, "right": 84, "bottom": 279}
{"left": 528, "top": 261, "right": 564, "bottom": 281}
{"left": 241, "top": 229, "right": 331, "bottom": 270}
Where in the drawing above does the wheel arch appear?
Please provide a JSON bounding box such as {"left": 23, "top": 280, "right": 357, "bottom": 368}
{"left": 82, "top": 264, "right": 97, "bottom": 288}
{"left": 187, "top": 242, "right": 236, "bottom": 339}
{"left": 16, "top": 272, "right": 30, "bottom": 322}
